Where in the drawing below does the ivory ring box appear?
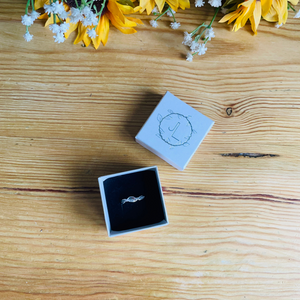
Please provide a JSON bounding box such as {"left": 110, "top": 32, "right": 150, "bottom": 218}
{"left": 135, "top": 91, "right": 214, "bottom": 171}
{"left": 98, "top": 166, "right": 168, "bottom": 237}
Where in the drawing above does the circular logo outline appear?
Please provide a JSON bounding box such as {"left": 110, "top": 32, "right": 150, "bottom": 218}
{"left": 158, "top": 113, "right": 193, "bottom": 146}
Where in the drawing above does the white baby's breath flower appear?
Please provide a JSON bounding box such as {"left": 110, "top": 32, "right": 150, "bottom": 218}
{"left": 69, "top": 7, "right": 83, "bottom": 23}
{"left": 182, "top": 31, "right": 192, "bottom": 46}
{"left": 221, "top": 7, "right": 228, "bottom": 14}
{"left": 150, "top": 20, "right": 158, "bottom": 28}
{"left": 87, "top": 28, "right": 98, "bottom": 38}
{"left": 54, "top": 32, "right": 65, "bottom": 43}
{"left": 170, "top": 22, "right": 181, "bottom": 29}
{"left": 275, "top": 22, "right": 282, "bottom": 28}
{"left": 208, "top": 0, "right": 222, "bottom": 7}
{"left": 152, "top": 6, "right": 159, "bottom": 13}
{"left": 60, "top": 22, "right": 70, "bottom": 33}
{"left": 50, "top": 22, "right": 69, "bottom": 34}
{"left": 52, "top": 1, "right": 65, "bottom": 14}
{"left": 49, "top": 23, "right": 61, "bottom": 34}
{"left": 81, "top": 6, "right": 92, "bottom": 16}
{"left": 23, "top": 31, "right": 33, "bottom": 42}
{"left": 195, "top": 0, "right": 205, "bottom": 7}
{"left": 167, "top": 8, "right": 176, "bottom": 17}
{"left": 82, "top": 12, "right": 98, "bottom": 27}
{"left": 197, "top": 43, "right": 207, "bottom": 55}
{"left": 186, "top": 53, "right": 193, "bottom": 62}
{"left": 204, "top": 27, "right": 215, "bottom": 41}
{"left": 44, "top": 4, "right": 55, "bottom": 14}
{"left": 30, "top": 11, "right": 40, "bottom": 21}
{"left": 59, "top": 10, "right": 69, "bottom": 20}
{"left": 294, "top": 10, "right": 300, "bottom": 18}
{"left": 21, "top": 14, "right": 34, "bottom": 26}
{"left": 89, "top": 14, "right": 99, "bottom": 26}
{"left": 190, "top": 41, "right": 199, "bottom": 52}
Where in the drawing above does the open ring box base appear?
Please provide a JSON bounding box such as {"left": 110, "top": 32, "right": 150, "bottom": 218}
{"left": 98, "top": 166, "right": 168, "bottom": 237}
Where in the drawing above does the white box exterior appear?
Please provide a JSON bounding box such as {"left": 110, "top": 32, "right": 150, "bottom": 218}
{"left": 98, "top": 166, "right": 168, "bottom": 237}
{"left": 135, "top": 92, "right": 214, "bottom": 170}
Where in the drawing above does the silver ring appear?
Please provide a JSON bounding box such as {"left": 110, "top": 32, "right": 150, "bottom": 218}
{"left": 121, "top": 195, "right": 145, "bottom": 205}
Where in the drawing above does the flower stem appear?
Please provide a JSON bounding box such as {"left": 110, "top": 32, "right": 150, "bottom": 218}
{"left": 194, "top": 8, "right": 219, "bottom": 41}
{"left": 288, "top": 3, "right": 296, "bottom": 11}
{"left": 57, "top": 15, "right": 63, "bottom": 23}
{"left": 168, "top": 7, "right": 176, "bottom": 22}
{"left": 191, "top": 23, "right": 206, "bottom": 36}
{"left": 155, "top": 8, "right": 170, "bottom": 21}
{"left": 25, "top": 0, "right": 30, "bottom": 15}
{"left": 208, "top": 7, "right": 220, "bottom": 28}
{"left": 96, "top": 0, "right": 107, "bottom": 17}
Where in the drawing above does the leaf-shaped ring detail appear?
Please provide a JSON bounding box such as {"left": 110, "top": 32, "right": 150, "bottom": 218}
{"left": 121, "top": 195, "right": 145, "bottom": 205}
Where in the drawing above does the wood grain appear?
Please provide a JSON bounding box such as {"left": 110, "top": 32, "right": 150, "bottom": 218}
{"left": 1, "top": 0, "right": 300, "bottom": 299}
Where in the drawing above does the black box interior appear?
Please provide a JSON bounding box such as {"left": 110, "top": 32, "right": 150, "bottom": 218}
{"left": 103, "top": 169, "right": 166, "bottom": 232}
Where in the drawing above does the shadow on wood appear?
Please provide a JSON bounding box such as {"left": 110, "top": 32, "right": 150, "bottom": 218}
{"left": 68, "top": 159, "right": 145, "bottom": 231}
{"left": 123, "top": 90, "right": 163, "bottom": 140}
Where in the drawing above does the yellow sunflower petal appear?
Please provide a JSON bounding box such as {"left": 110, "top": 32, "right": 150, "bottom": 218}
{"left": 139, "top": 0, "right": 156, "bottom": 14}
{"left": 241, "top": 2, "right": 255, "bottom": 26}
{"left": 113, "top": 23, "right": 137, "bottom": 33}
{"left": 83, "top": 33, "right": 92, "bottom": 47}
{"left": 45, "top": 14, "right": 61, "bottom": 27}
{"left": 166, "top": 0, "right": 179, "bottom": 11}
{"left": 177, "top": 0, "right": 190, "bottom": 10}
{"left": 74, "top": 23, "right": 87, "bottom": 44}
{"left": 263, "top": 5, "right": 279, "bottom": 21}
{"left": 238, "top": 0, "right": 254, "bottom": 7}
{"left": 35, "top": 0, "right": 49, "bottom": 10}
{"left": 233, "top": 8, "right": 249, "bottom": 31}
{"left": 108, "top": 11, "right": 137, "bottom": 33}
{"left": 38, "top": 12, "right": 49, "bottom": 20}
{"left": 118, "top": 2, "right": 141, "bottom": 13}
{"left": 250, "top": 0, "right": 261, "bottom": 34}
{"left": 273, "top": 0, "right": 287, "bottom": 24}
{"left": 64, "top": 19, "right": 78, "bottom": 39}
{"left": 107, "top": 0, "right": 125, "bottom": 23}
{"left": 93, "top": 14, "right": 110, "bottom": 48}
{"left": 127, "top": 16, "right": 144, "bottom": 24}
{"left": 155, "top": 0, "right": 166, "bottom": 12}
{"left": 111, "top": 12, "right": 133, "bottom": 27}
{"left": 261, "top": 0, "right": 273, "bottom": 16}
{"left": 289, "top": 0, "right": 299, "bottom": 5}
{"left": 229, "top": 10, "right": 243, "bottom": 26}
{"left": 219, "top": 8, "right": 242, "bottom": 23}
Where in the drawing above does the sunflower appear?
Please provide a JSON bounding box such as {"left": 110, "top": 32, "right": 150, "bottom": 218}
{"left": 219, "top": 0, "right": 273, "bottom": 34}
{"left": 139, "top": 0, "right": 190, "bottom": 15}
{"left": 263, "top": 0, "right": 299, "bottom": 25}
{"left": 35, "top": 0, "right": 143, "bottom": 48}
{"left": 220, "top": 0, "right": 299, "bottom": 34}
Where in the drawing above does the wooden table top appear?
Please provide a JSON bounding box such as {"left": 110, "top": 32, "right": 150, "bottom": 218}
{"left": 1, "top": 1, "right": 300, "bottom": 299}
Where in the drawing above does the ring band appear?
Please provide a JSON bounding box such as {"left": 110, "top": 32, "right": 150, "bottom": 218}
{"left": 121, "top": 195, "right": 145, "bottom": 205}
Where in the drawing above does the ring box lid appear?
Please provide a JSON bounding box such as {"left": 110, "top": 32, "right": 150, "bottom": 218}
{"left": 135, "top": 92, "right": 214, "bottom": 170}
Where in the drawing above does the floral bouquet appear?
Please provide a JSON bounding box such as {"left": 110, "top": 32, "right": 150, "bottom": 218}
{"left": 22, "top": 0, "right": 300, "bottom": 61}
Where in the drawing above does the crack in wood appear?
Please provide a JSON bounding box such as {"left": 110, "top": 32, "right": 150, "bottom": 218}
{"left": 162, "top": 188, "right": 300, "bottom": 205}
{"left": 0, "top": 187, "right": 98, "bottom": 194}
{"left": 221, "top": 153, "right": 279, "bottom": 158}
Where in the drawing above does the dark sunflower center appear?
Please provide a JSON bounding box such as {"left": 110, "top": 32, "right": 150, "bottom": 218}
{"left": 66, "top": 0, "right": 107, "bottom": 13}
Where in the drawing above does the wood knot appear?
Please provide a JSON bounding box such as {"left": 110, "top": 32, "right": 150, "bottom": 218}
{"left": 226, "top": 107, "right": 232, "bottom": 116}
